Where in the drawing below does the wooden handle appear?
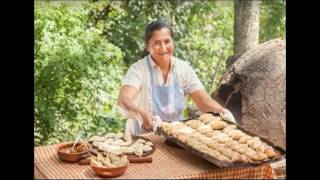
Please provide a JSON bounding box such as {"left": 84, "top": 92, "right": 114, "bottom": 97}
{"left": 128, "top": 156, "right": 152, "bottom": 163}
{"left": 78, "top": 158, "right": 91, "bottom": 165}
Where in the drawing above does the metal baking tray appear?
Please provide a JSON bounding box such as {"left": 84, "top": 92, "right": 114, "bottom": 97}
{"left": 156, "top": 113, "right": 286, "bottom": 168}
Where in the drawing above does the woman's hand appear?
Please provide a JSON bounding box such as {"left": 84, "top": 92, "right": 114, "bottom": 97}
{"left": 140, "top": 110, "right": 153, "bottom": 131}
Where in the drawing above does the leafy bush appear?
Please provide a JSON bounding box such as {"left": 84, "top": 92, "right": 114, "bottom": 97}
{"left": 260, "top": 0, "right": 286, "bottom": 43}
{"left": 35, "top": 3, "right": 126, "bottom": 146}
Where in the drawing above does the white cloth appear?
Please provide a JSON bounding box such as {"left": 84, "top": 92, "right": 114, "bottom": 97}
{"left": 151, "top": 115, "right": 162, "bottom": 132}
{"left": 220, "top": 109, "right": 237, "bottom": 124}
{"left": 125, "top": 118, "right": 137, "bottom": 136}
{"left": 124, "top": 116, "right": 162, "bottom": 136}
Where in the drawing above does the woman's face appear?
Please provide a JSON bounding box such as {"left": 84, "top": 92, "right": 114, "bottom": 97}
{"left": 147, "top": 27, "right": 174, "bottom": 66}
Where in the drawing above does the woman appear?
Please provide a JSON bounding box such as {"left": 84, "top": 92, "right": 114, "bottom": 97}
{"left": 117, "top": 20, "right": 235, "bottom": 135}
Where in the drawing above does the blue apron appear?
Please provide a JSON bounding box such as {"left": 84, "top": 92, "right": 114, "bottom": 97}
{"left": 132, "top": 55, "right": 186, "bottom": 134}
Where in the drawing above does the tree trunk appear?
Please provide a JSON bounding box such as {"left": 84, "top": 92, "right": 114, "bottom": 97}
{"left": 234, "top": 0, "right": 261, "bottom": 55}
{"left": 212, "top": 38, "right": 286, "bottom": 149}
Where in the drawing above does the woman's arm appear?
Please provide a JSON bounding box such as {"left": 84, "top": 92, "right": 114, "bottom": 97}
{"left": 190, "top": 89, "right": 225, "bottom": 114}
{"left": 117, "top": 85, "right": 153, "bottom": 131}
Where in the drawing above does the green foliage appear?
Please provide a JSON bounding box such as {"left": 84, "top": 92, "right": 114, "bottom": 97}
{"left": 173, "top": 1, "right": 234, "bottom": 93}
{"left": 35, "top": 2, "right": 126, "bottom": 146}
{"left": 260, "top": 0, "right": 286, "bottom": 43}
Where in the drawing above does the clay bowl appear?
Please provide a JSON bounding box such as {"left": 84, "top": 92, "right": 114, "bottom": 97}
{"left": 57, "top": 142, "right": 90, "bottom": 163}
{"left": 91, "top": 160, "right": 129, "bottom": 178}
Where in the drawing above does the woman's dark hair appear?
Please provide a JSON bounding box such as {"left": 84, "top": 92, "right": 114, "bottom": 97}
{"left": 141, "top": 19, "right": 174, "bottom": 57}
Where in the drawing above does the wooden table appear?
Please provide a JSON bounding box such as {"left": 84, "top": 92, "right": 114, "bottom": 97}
{"left": 34, "top": 134, "right": 276, "bottom": 179}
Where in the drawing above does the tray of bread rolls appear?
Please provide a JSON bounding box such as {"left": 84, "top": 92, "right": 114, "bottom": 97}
{"left": 157, "top": 113, "right": 286, "bottom": 168}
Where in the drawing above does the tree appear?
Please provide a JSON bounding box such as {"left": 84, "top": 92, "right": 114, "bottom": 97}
{"left": 234, "top": 0, "right": 261, "bottom": 55}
